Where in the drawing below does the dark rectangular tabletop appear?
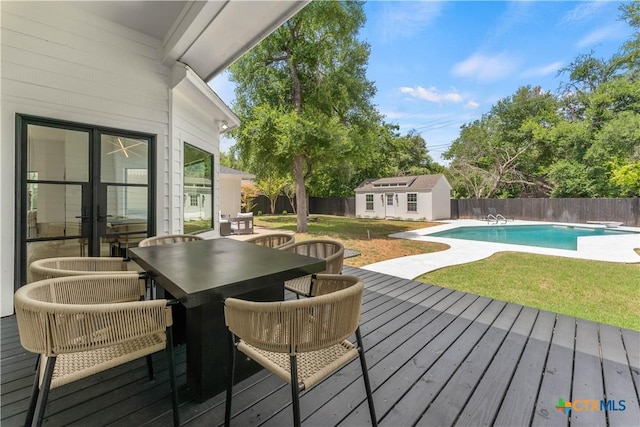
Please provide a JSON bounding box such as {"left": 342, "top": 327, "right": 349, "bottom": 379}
{"left": 129, "top": 238, "right": 325, "bottom": 307}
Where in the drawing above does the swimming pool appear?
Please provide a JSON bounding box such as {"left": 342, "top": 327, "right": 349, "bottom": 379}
{"left": 429, "top": 224, "right": 637, "bottom": 251}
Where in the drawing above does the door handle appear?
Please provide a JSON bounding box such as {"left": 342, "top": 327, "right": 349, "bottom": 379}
{"left": 97, "top": 206, "right": 113, "bottom": 222}
{"left": 75, "top": 206, "right": 90, "bottom": 222}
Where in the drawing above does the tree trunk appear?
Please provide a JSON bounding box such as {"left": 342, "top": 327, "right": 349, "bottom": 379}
{"left": 293, "top": 155, "right": 307, "bottom": 232}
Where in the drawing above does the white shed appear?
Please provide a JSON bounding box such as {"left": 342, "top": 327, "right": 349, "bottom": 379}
{"left": 0, "top": 1, "right": 309, "bottom": 317}
{"left": 219, "top": 166, "right": 255, "bottom": 217}
{"left": 355, "top": 174, "right": 452, "bottom": 221}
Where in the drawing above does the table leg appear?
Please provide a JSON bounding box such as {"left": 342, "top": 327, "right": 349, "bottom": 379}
{"left": 185, "top": 284, "right": 284, "bottom": 402}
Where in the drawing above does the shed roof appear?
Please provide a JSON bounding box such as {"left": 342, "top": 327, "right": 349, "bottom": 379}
{"left": 220, "top": 165, "right": 255, "bottom": 179}
{"left": 355, "top": 174, "right": 450, "bottom": 192}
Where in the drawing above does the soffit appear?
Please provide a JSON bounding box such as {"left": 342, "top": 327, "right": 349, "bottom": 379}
{"left": 73, "top": 1, "right": 309, "bottom": 82}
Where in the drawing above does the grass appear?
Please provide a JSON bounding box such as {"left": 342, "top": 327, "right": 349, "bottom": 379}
{"left": 254, "top": 214, "right": 640, "bottom": 330}
{"left": 417, "top": 252, "right": 640, "bottom": 330}
{"left": 252, "top": 214, "right": 447, "bottom": 267}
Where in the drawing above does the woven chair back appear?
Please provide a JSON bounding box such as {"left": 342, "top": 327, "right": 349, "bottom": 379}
{"left": 14, "top": 274, "right": 169, "bottom": 358}
{"left": 281, "top": 239, "right": 344, "bottom": 274}
{"left": 244, "top": 233, "right": 295, "bottom": 249}
{"left": 138, "top": 234, "right": 204, "bottom": 247}
{"left": 29, "top": 257, "right": 133, "bottom": 282}
{"left": 225, "top": 275, "right": 363, "bottom": 354}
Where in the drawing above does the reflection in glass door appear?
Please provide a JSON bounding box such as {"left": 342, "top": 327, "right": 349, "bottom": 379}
{"left": 17, "top": 116, "right": 155, "bottom": 286}
{"left": 99, "top": 134, "right": 149, "bottom": 257}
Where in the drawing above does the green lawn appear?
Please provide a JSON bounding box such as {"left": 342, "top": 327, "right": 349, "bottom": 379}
{"left": 255, "top": 214, "right": 640, "bottom": 330}
{"left": 417, "top": 252, "right": 640, "bottom": 330}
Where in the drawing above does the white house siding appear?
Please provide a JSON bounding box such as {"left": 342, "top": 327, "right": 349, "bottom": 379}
{"left": 170, "top": 88, "right": 220, "bottom": 235}
{"left": 0, "top": 2, "right": 172, "bottom": 316}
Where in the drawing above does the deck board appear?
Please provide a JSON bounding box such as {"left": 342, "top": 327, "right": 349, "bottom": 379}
{"left": 2, "top": 267, "right": 638, "bottom": 427}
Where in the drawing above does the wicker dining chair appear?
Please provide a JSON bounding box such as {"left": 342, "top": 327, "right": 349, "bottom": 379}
{"left": 224, "top": 274, "right": 376, "bottom": 427}
{"left": 14, "top": 274, "right": 180, "bottom": 427}
{"left": 29, "top": 257, "right": 141, "bottom": 282}
{"left": 138, "top": 234, "right": 204, "bottom": 247}
{"left": 243, "top": 233, "right": 295, "bottom": 249}
{"left": 280, "top": 239, "right": 344, "bottom": 297}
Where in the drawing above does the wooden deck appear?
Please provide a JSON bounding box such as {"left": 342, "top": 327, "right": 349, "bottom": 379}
{"left": 2, "top": 267, "right": 639, "bottom": 426}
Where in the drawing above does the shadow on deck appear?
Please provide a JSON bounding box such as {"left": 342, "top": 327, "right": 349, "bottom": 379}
{"left": 2, "top": 266, "right": 639, "bottom": 426}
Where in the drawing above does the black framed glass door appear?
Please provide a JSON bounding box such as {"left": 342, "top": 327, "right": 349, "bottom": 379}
{"left": 16, "top": 115, "right": 155, "bottom": 285}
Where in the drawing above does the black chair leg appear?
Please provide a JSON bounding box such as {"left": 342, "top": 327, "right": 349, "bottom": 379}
{"left": 24, "top": 355, "right": 41, "bottom": 427}
{"left": 166, "top": 327, "right": 180, "bottom": 427}
{"left": 224, "top": 332, "right": 236, "bottom": 427}
{"left": 146, "top": 355, "right": 154, "bottom": 380}
{"left": 356, "top": 328, "right": 377, "bottom": 427}
{"left": 32, "top": 356, "right": 56, "bottom": 427}
{"left": 289, "top": 355, "right": 301, "bottom": 427}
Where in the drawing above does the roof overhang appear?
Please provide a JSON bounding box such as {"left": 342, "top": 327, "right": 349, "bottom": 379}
{"left": 73, "top": 1, "right": 310, "bottom": 82}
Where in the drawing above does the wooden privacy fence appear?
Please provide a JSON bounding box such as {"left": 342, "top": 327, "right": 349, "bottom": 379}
{"left": 453, "top": 198, "right": 639, "bottom": 227}
{"left": 251, "top": 196, "right": 638, "bottom": 227}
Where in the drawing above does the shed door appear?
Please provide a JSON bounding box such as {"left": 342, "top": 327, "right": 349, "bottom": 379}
{"left": 384, "top": 193, "right": 396, "bottom": 218}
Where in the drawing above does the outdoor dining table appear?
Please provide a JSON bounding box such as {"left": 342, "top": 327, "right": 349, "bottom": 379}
{"left": 128, "top": 238, "right": 326, "bottom": 401}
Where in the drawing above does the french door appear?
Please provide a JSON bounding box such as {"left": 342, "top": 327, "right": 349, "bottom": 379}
{"left": 16, "top": 115, "right": 155, "bottom": 285}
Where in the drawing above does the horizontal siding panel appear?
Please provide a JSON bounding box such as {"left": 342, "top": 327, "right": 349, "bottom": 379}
{"left": 2, "top": 60, "right": 168, "bottom": 113}
{"left": 1, "top": 4, "right": 159, "bottom": 60}
{"left": 1, "top": 25, "right": 162, "bottom": 79}
{"left": 1, "top": 45, "right": 168, "bottom": 100}
{"left": 3, "top": 81, "right": 168, "bottom": 125}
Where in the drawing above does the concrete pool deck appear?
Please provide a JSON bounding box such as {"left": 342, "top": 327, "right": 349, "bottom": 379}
{"left": 361, "top": 219, "right": 640, "bottom": 279}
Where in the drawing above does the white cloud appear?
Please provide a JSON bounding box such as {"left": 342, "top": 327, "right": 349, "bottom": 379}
{"left": 577, "top": 22, "right": 628, "bottom": 48}
{"left": 562, "top": 1, "right": 608, "bottom": 25}
{"left": 452, "top": 52, "right": 516, "bottom": 82}
{"left": 377, "top": 2, "right": 443, "bottom": 41}
{"left": 521, "top": 61, "right": 564, "bottom": 78}
{"left": 465, "top": 100, "right": 480, "bottom": 110}
{"left": 400, "top": 86, "right": 463, "bottom": 104}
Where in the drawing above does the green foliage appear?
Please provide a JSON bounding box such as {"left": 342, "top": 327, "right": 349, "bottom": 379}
{"left": 228, "top": 0, "right": 383, "bottom": 230}
{"left": 256, "top": 175, "right": 287, "bottom": 214}
{"left": 240, "top": 182, "right": 259, "bottom": 213}
{"left": 446, "top": 3, "right": 640, "bottom": 198}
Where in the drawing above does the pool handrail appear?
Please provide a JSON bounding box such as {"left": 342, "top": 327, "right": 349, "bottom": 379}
{"left": 487, "top": 214, "right": 508, "bottom": 224}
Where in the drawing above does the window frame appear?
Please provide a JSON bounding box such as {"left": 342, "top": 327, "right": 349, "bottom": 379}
{"left": 183, "top": 142, "right": 213, "bottom": 234}
{"left": 407, "top": 193, "right": 418, "bottom": 212}
{"left": 365, "top": 194, "right": 374, "bottom": 211}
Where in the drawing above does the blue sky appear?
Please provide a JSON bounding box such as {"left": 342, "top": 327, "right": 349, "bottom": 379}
{"left": 210, "top": 1, "right": 632, "bottom": 165}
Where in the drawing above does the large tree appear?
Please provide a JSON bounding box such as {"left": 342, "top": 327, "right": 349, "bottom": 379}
{"left": 444, "top": 86, "right": 560, "bottom": 198}
{"left": 228, "top": 0, "right": 380, "bottom": 231}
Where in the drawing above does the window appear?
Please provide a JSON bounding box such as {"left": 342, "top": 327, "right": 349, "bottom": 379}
{"left": 387, "top": 194, "right": 394, "bottom": 206}
{"left": 365, "top": 194, "right": 374, "bottom": 210}
{"left": 183, "top": 143, "right": 213, "bottom": 234}
{"left": 407, "top": 193, "right": 417, "bottom": 212}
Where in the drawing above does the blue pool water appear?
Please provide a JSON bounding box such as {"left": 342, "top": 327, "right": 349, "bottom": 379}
{"left": 429, "top": 225, "right": 636, "bottom": 251}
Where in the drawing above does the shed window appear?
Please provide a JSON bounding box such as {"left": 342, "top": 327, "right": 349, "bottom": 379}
{"left": 407, "top": 193, "right": 417, "bottom": 212}
{"left": 365, "top": 194, "right": 374, "bottom": 210}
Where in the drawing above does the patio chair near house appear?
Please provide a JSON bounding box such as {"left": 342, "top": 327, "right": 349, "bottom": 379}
{"left": 244, "top": 233, "right": 295, "bottom": 249}
{"left": 230, "top": 213, "right": 254, "bottom": 235}
{"left": 14, "top": 275, "right": 180, "bottom": 427}
{"left": 280, "top": 239, "right": 344, "bottom": 297}
{"left": 139, "top": 234, "right": 204, "bottom": 247}
{"left": 223, "top": 274, "right": 376, "bottom": 427}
